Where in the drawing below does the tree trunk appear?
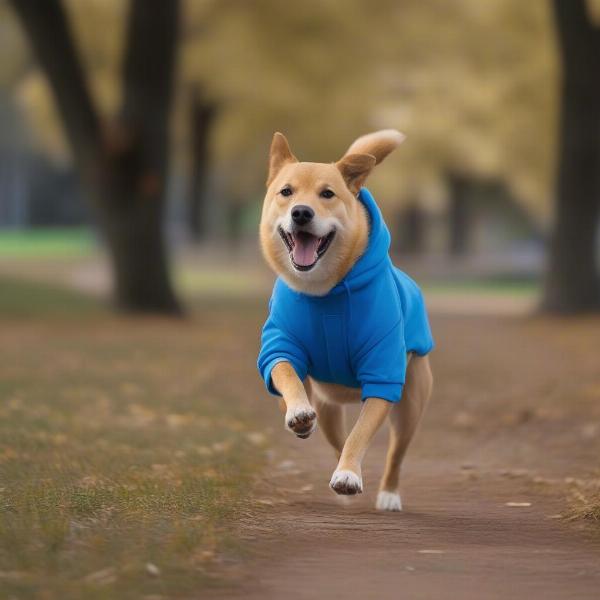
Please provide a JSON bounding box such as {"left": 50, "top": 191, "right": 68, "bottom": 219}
{"left": 397, "top": 201, "right": 426, "bottom": 255}
{"left": 9, "top": 0, "right": 182, "bottom": 314}
{"left": 447, "top": 172, "right": 472, "bottom": 257}
{"left": 543, "top": 0, "right": 600, "bottom": 313}
{"left": 189, "top": 90, "right": 217, "bottom": 241}
{"left": 100, "top": 196, "right": 179, "bottom": 313}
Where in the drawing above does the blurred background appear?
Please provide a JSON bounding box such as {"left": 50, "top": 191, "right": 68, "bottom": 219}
{"left": 1, "top": 1, "right": 600, "bottom": 598}
{"left": 1, "top": 0, "right": 597, "bottom": 313}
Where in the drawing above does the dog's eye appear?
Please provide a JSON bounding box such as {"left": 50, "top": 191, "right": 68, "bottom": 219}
{"left": 280, "top": 187, "right": 293, "bottom": 197}
{"left": 320, "top": 189, "right": 335, "bottom": 199}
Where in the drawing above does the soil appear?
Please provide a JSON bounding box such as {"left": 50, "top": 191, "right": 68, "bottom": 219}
{"left": 221, "top": 312, "right": 600, "bottom": 599}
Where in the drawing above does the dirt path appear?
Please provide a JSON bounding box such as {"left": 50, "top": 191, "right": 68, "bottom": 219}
{"left": 220, "top": 313, "right": 600, "bottom": 599}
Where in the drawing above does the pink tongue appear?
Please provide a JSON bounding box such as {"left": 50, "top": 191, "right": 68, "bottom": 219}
{"left": 292, "top": 233, "right": 320, "bottom": 266}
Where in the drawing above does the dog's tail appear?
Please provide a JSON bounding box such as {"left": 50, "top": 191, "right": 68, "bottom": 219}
{"left": 345, "top": 129, "right": 406, "bottom": 165}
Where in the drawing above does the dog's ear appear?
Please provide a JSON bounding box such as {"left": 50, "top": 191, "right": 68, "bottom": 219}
{"left": 335, "top": 153, "right": 377, "bottom": 195}
{"left": 267, "top": 132, "right": 298, "bottom": 187}
{"left": 344, "top": 129, "right": 406, "bottom": 165}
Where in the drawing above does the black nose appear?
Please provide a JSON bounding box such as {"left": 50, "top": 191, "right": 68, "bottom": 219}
{"left": 291, "top": 205, "right": 314, "bottom": 226}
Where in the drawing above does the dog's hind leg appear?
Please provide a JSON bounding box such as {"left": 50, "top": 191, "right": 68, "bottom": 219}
{"left": 305, "top": 378, "right": 346, "bottom": 459}
{"left": 376, "top": 355, "right": 433, "bottom": 511}
{"left": 315, "top": 399, "right": 347, "bottom": 460}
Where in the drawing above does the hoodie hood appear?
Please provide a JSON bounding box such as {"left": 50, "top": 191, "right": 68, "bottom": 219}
{"left": 328, "top": 187, "right": 391, "bottom": 294}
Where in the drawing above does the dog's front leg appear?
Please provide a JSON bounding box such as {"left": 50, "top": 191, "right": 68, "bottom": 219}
{"left": 271, "top": 362, "right": 317, "bottom": 438}
{"left": 330, "top": 397, "right": 391, "bottom": 495}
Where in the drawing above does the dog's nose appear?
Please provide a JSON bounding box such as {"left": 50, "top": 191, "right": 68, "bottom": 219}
{"left": 291, "top": 205, "right": 314, "bottom": 226}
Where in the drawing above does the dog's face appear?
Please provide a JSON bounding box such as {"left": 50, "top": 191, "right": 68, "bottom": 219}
{"left": 260, "top": 130, "right": 405, "bottom": 295}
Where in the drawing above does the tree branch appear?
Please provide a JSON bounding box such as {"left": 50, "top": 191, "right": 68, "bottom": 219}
{"left": 8, "top": 0, "right": 102, "bottom": 175}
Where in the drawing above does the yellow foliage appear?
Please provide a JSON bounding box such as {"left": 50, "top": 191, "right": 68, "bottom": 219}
{"left": 4, "top": 0, "right": 560, "bottom": 220}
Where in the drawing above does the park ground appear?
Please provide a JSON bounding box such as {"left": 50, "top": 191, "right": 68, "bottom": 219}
{"left": 0, "top": 233, "right": 599, "bottom": 599}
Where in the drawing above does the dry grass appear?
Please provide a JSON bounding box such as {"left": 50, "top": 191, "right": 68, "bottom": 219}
{"left": 566, "top": 488, "right": 600, "bottom": 523}
{"left": 2, "top": 270, "right": 600, "bottom": 598}
{"left": 0, "top": 277, "right": 271, "bottom": 599}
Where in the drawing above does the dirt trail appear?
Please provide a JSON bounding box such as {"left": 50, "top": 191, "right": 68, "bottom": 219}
{"left": 219, "top": 313, "right": 600, "bottom": 600}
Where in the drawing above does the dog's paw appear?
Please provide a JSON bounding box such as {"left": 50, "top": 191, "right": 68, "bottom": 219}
{"left": 329, "top": 469, "right": 363, "bottom": 495}
{"left": 375, "top": 490, "right": 402, "bottom": 512}
{"left": 285, "top": 406, "right": 317, "bottom": 438}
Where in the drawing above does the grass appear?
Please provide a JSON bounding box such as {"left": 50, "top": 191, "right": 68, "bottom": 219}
{"left": 567, "top": 489, "right": 600, "bottom": 523}
{"left": 422, "top": 276, "right": 539, "bottom": 297}
{"left": 0, "top": 227, "right": 94, "bottom": 259}
{"left": 0, "top": 276, "right": 102, "bottom": 317}
{"left": 178, "top": 268, "right": 265, "bottom": 297}
{"left": 0, "top": 277, "right": 270, "bottom": 599}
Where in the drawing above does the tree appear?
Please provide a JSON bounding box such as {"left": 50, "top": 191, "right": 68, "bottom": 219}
{"left": 542, "top": 0, "right": 600, "bottom": 312}
{"left": 8, "top": 0, "right": 562, "bottom": 254}
{"left": 188, "top": 88, "right": 217, "bottom": 241}
{"left": 9, "top": 0, "right": 181, "bottom": 313}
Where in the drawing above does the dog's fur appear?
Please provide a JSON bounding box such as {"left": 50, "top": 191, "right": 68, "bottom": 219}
{"left": 259, "top": 130, "right": 433, "bottom": 510}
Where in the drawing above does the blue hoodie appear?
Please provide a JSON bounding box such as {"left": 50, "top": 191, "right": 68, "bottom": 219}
{"left": 257, "top": 188, "right": 434, "bottom": 404}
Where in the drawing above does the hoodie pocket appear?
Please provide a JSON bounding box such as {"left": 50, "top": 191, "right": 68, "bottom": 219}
{"left": 322, "top": 314, "right": 351, "bottom": 384}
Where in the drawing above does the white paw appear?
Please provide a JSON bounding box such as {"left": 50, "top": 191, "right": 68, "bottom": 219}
{"left": 285, "top": 406, "right": 317, "bottom": 438}
{"left": 329, "top": 469, "right": 363, "bottom": 495}
{"left": 376, "top": 490, "right": 402, "bottom": 511}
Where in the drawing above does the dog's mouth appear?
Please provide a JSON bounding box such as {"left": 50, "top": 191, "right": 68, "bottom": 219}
{"left": 278, "top": 226, "right": 336, "bottom": 272}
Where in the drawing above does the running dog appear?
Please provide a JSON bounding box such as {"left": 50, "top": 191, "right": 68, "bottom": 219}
{"left": 257, "top": 130, "right": 434, "bottom": 511}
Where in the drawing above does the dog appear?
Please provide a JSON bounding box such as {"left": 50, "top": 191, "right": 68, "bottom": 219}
{"left": 257, "top": 130, "right": 434, "bottom": 511}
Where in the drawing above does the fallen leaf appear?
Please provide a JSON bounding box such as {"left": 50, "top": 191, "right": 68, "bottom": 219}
{"left": 83, "top": 567, "right": 117, "bottom": 585}
{"left": 246, "top": 432, "right": 267, "bottom": 446}
{"left": 145, "top": 563, "right": 161, "bottom": 577}
{"left": 452, "top": 412, "right": 475, "bottom": 429}
{"left": 581, "top": 424, "right": 598, "bottom": 439}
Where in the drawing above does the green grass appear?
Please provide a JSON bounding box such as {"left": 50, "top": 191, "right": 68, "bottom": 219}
{"left": 0, "top": 228, "right": 94, "bottom": 259}
{"left": 0, "top": 278, "right": 269, "bottom": 598}
{"left": 422, "top": 276, "right": 540, "bottom": 296}
{"left": 0, "top": 276, "right": 103, "bottom": 317}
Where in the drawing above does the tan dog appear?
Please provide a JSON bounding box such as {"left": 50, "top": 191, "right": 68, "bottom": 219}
{"left": 258, "top": 130, "right": 433, "bottom": 511}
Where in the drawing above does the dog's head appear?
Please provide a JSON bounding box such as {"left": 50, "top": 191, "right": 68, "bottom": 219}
{"left": 259, "top": 130, "right": 405, "bottom": 295}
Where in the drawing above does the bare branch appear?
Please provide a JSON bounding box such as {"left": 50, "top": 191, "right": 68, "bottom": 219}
{"left": 8, "top": 0, "right": 102, "bottom": 174}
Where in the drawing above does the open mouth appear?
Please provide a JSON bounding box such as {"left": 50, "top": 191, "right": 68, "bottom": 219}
{"left": 278, "top": 226, "right": 336, "bottom": 272}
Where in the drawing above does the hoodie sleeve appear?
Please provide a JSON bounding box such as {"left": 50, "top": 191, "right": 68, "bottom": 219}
{"left": 356, "top": 319, "right": 407, "bottom": 403}
{"left": 257, "top": 315, "right": 309, "bottom": 397}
